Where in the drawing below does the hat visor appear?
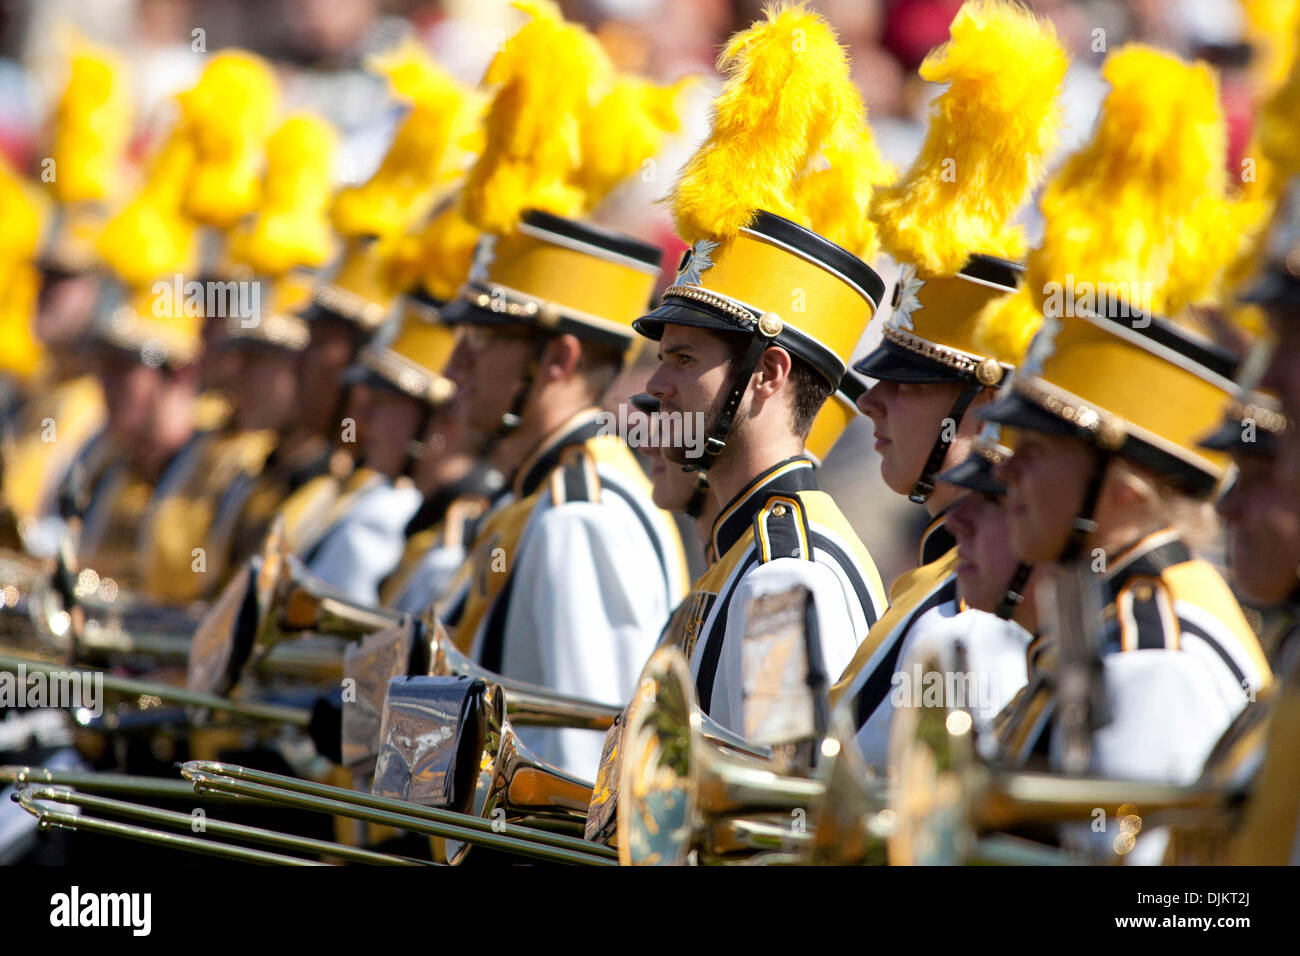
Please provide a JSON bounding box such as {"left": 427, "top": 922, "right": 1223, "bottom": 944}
{"left": 440, "top": 294, "right": 536, "bottom": 329}
{"left": 935, "top": 455, "right": 1006, "bottom": 496}
{"left": 1239, "top": 267, "right": 1300, "bottom": 309}
{"left": 852, "top": 337, "right": 967, "bottom": 384}
{"left": 978, "top": 389, "right": 1081, "bottom": 437}
{"left": 1196, "top": 420, "right": 1276, "bottom": 456}
{"left": 630, "top": 392, "right": 660, "bottom": 414}
{"left": 632, "top": 300, "right": 749, "bottom": 342}
{"left": 338, "top": 363, "right": 391, "bottom": 391}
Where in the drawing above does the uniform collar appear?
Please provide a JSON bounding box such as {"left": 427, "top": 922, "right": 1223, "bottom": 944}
{"left": 1099, "top": 527, "right": 1190, "bottom": 598}
{"left": 710, "top": 455, "right": 818, "bottom": 558}
{"left": 512, "top": 407, "right": 605, "bottom": 499}
{"left": 405, "top": 465, "right": 505, "bottom": 537}
{"left": 919, "top": 510, "right": 957, "bottom": 566}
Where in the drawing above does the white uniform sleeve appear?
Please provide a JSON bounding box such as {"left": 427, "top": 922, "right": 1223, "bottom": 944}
{"left": 504, "top": 500, "right": 671, "bottom": 781}
{"left": 895, "top": 609, "right": 1032, "bottom": 747}
{"left": 306, "top": 485, "right": 421, "bottom": 607}
{"left": 707, "top": 556, "right": 863, "bottom": 738}
{"left": 850, "top": 602, "right": 961, "bottom": 769}
{"left": 390, "top": 543, "right": 466, "bottom": 615}
{"left": 1054, "top": 650, "right": 1242, "bottom": 865}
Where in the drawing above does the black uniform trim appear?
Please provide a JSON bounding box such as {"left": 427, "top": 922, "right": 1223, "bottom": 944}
{"left": 1178, "top": 618, "right": 1248, "bottom": 686}
{"left": 853, "top": 575, "right": 960, "bottom": 729}
{"left": 754, "top": 494, "right": 812, "bottom": 563}
{"left": 515, "top": 416, "right": 605, "bottom": 498}
{"left": 695, "top": 556, "right": 758, "bottom": 712}
{"left": 810, "top": 531, "right": 880, "bottom": 629}
{"left": 712, "top": 455, "right": 819, "bottom": 557}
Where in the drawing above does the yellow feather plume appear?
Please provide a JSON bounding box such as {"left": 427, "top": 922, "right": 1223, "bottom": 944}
{"left": 1241, "top": 0, "right": 1300, "bottom": 92}
{"left": 0, "top": 160, "right": 44, "bottom": 379}
{"left": 228, "top": 115, "right": 338, "bottom": 276}
{"left": 178, "top": 50, "right": 279, "bottom": 229}
{"left": 869, "top": 0, "right": 1066, "bottom": 276}
{"left": 96, "top": 130, "right": 197, "bottom": 286}
{"left": 792, "top": 144, "right": 894, "bottom": 261}
{"left": 1257, "top": 11, "right": 1300, "bottom": 179}
{"left": 49, "top": 43, "right": 131, "bottom": 204}
{"left": 461, "top": 0, "right": 613, "bottom": 234}
{"left": 0, "top": 160, "right": 45, "bottom": 265}
{"left": 970, "top": 285, "right": 1042, "bottom": 364}
{"left": 1030, "top": 46, "right": 1233, "bottom": 317}
{"left": 401, "top": 200, "right": 481, "bottom": 302}
{"left": 577, "top": 75, "right": 691, "bottom": 208}
{"left": 976, "top": 45, "right": 1247, "bottom": 362}
{"left": 331, "top": 41, "right": 481, "bottom": 240}
{"left": 668, "top": 4, "right": 873, "bottom": 246}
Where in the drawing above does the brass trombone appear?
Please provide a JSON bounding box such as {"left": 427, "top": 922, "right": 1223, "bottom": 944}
{"left": 615, "top": 645, "right": 832, "bottom": 865}
{"left": 179, "top": 759, "right": 616, "bottom": 865}
{"left": 882, "top": 639, "right": 1264, "bottom": 865}
{"left": 13, "top": 785, "right": 427, "bottom": 865}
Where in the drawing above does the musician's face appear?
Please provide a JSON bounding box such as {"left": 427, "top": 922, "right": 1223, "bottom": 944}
{"left": 856, "top": 379, "right": 966, "bottom": 496}
{"left": 946, "top": 489, "right": 1024, "bottom": 613}
{"left": 995, "top": 429, "right": 1095, "bottom": 563}
{"left": 1262, "top": 312, "right": 1300, "bottom": 508}
{"left": 645, "top": 325, "right": 735, "bottom": 467}
{"left": 1218, "top": 452, "right": 1300, "bottom": 606}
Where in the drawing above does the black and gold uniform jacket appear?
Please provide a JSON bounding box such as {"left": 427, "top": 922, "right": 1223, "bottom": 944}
{"left": 659, "top": 455, "right": 887, "bottom": 736}
{"left": 828, "top": 514, "right": 960, "bottom": 766}
{"left": 62, "top": 426, "right": 276, "bottom": 602}
{"left": 995, "top": 529, "right": 1272, "bottom": 782}
{"left": 378, "top": 467, "right": 503, "bottom": 614}
{"left": 436, "top": 409, "right": 689, "bottom": 778}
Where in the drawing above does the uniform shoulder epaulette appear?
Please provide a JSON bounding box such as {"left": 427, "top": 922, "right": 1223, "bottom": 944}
{"left": 548, "top": 446, "right": 602, "bottom": 506}
{"left": 1109, "top": 574, "right": 1179, "bottom": 653}
{"left": 752, "top": 491, "right": 812, "bottom": 563}
{"left": 444, "top": 494, "right": 490, "bottom": 550}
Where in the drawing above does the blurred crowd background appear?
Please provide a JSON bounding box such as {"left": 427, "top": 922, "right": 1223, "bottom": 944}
{"left": 0, "top": 0, "right": 1283, "bottom": 580}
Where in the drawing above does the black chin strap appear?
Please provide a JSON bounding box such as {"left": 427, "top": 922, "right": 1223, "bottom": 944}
{"left": 1058, "top": 451, "right": 1110, "bottom": 564}
{"left": 910, "top": 383, "right": 983, "bottom": 504}
{"left": 400, "top": 402, "right": 437, "bottom": 480}
{"left": 684, "top": 474, "right": 710, "bottom": 519}
{"left": 477, "top": 336, "right": 548, "bottom": 459}
{"left": 994, "top": 560, "right": 1034, "bottom": 620}
{"left": 686, "top": 332, "right": 772, "bottom": 475}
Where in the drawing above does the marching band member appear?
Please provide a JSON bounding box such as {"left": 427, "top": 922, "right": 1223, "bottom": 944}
{"left": 1202, "top": 388, "right": 1299, "bottom": 670}
{"left": 293, "top": 47, "right": 481, "bottom": 601}
{"left": 2, "top": 44, "right": 125, "bottom": 557}
{"left": 831, "top": 0, "right": 1068, "bottom": 766}
{"left": 216, "top": 116, "right": 345, "bottom": 567}
{"left": 431, "top": 0, "right": 689, "bottom": 778}
{"left": 890, "top": 422, "right": 1039, "bottom": 742}
{"left": 375, "top": 201, "right": 503, "bottom": 614}
{"left": 628, "top": 4, "right": 891, "bottom": 735}
{"left": 982, "top": 46, "right": 1273, "bottom": 801}
{"left": 1228, "top": 178, "right": 1300, "bottom": 863}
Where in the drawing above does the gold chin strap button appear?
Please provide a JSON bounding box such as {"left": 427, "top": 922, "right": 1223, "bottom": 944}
{"left": 771, "top": 504, "right": 787, "bottom": 517}
{"left": 975, "top": 357, "right": 1003, "bottom": 387}
{"left": 1095, "top": 417, "right": 1126, "bottom": 451}
{"left": 757, "top": 311, "right": 783, "bottom": 338}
